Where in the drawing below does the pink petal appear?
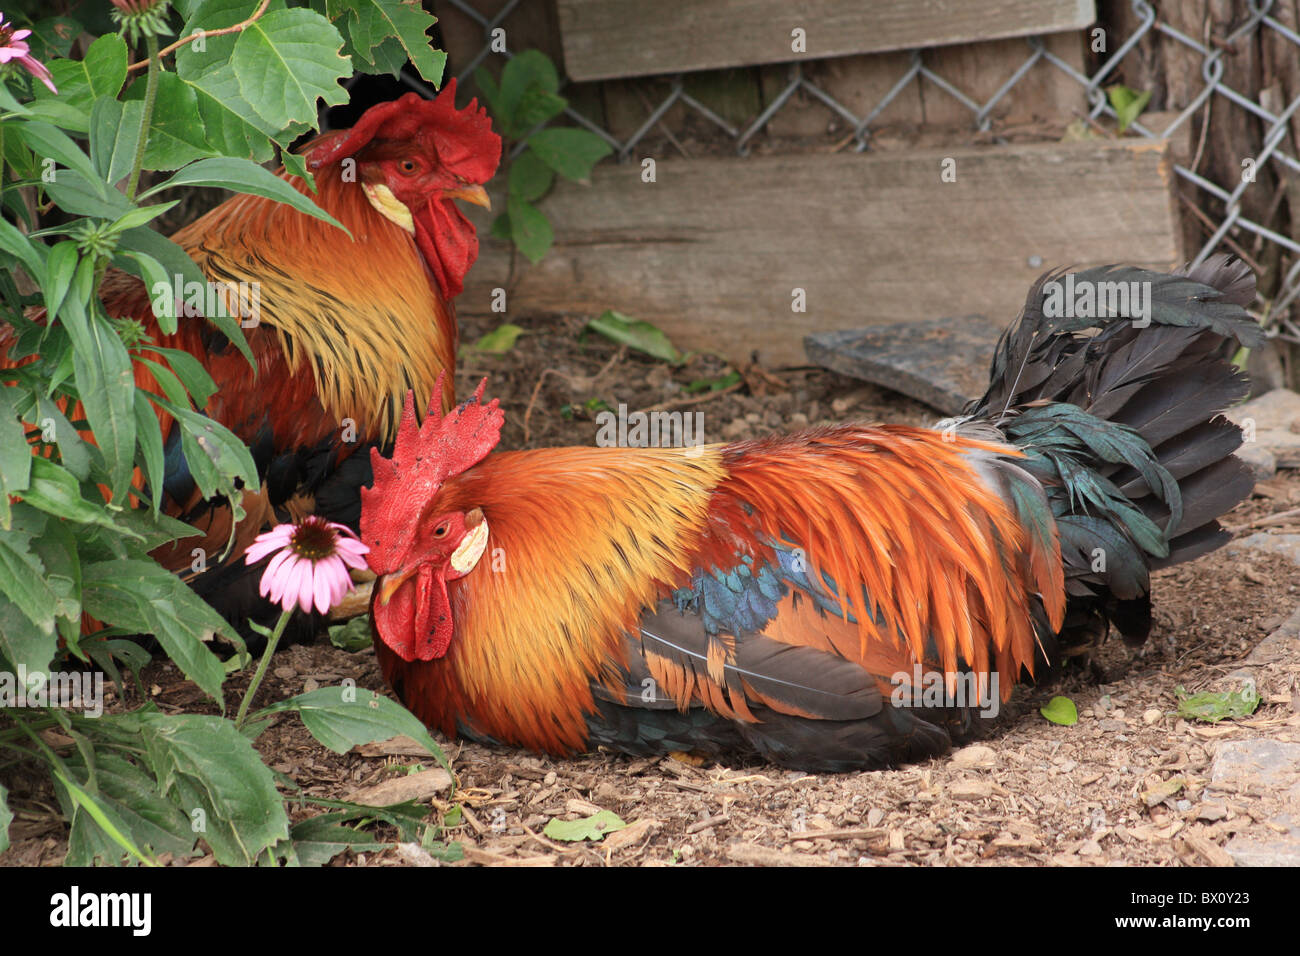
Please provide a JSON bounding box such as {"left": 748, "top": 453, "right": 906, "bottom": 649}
{"left": 252, "top": 525, "right": 294, "bottom": 548}
{"left": 12, "top": 29, "right": 31, "bottom": 40}
{"left": 269, "top": 554, "right": 301, "bottom": 607}
{"left": 259, "top": 550, "right": 293, "bottom": 600}
{"left": 297, "top": 562, "right": 317, "bottom": 614}
{"left": 313, "top": 564, "right": 335, "bottom": 614}
{"left": 244, "top": 538, "right": 285, "bottom": 565}
{"left": 335, "top": 537, "right": 370, "bottom": 558}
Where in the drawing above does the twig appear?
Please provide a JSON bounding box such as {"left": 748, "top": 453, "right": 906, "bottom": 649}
{"left": 1177, "top": 193, "right": 1263, "bottom": 274}
{"left": 636, "top": 381, "right": 742, "bottom": 414}
{"left": 127, "top": 0, "right": 271, "bottom": 72}
{"left": 521, "top": 347, "right": 626, "bottom": 443}
{"left": 521, "top": 368, "right": 562, "bottom": 445}
{"left": 1227, "top": 506, "right": 1300, "bottom": 533}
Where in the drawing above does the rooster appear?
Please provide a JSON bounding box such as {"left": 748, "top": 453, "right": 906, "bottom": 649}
{"left": 361, "top": 257, "right": 1259, "bottom": 771}
{"left": 3, "top": 82, "right": 500, "bottom": 632}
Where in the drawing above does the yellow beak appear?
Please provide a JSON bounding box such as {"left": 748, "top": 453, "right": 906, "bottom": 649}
{"left": 376, "top": 566, "right": 417, "bottom": 606}
{"left": 442, "top": 184, "right": 491, "bottom": 210}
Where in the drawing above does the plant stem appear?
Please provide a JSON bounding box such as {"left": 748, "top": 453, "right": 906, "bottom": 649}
{"left": 124, "top": 31, "right": 160, "bottom": 202}
{"left": 235, "top": 610, "right": 291, "bottom": 729}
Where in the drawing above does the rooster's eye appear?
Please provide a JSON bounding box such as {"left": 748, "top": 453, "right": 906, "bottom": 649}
{"left": 433, "top": 523, "right": 449, "bottom": 538}
{"left": 399, "top": 160, "right": 417, "bottom": 175}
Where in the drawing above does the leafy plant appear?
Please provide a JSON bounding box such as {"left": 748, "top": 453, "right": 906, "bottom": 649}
{"left": 587, "top": 309, "right": 683, "bottom": 363}
{"left": 0, "top": 0, "right": 449, "bottom": 865}
{"left": 1106, "top": 83, "right": 1151, "bottom": 134}
{"left": 474, "top": 50, "right": 612, "bottom": 263}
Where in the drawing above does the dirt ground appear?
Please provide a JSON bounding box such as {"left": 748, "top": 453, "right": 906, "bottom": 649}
{"left": 4, "top": 309, "right": 1300, "bottom": 867}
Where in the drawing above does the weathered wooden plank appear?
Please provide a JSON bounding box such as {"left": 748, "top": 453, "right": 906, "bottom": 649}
{"left": 459, "top": 138, "right": 1183, "bottom": 368}
{"left": 556, "top": 0, "right": 1097, "bottom": 82}
{"left": 804, "top": 316, "right": 1008, "bottom": 414}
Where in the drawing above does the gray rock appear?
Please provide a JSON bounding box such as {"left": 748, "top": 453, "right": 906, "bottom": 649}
{"left": 1234, "top": 445, "right": 1277, "bottom": 481}
{"left": 1209, "top": 739, "right": 1300, "bottom": 867}
{"left": 1228, "top": 532, "right": 1300, "bottom": 566}
{"left": 1227, "top": 388, "right": 1300, "bottom": 433}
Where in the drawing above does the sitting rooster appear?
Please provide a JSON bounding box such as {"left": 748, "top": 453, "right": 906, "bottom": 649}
{"left": 360, "top": 256, "right": 1259, "bottom": 771}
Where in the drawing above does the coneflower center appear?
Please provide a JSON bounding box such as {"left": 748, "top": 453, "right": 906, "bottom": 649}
{"left": 289, "top": 517, "right": 339, "bottom": 561}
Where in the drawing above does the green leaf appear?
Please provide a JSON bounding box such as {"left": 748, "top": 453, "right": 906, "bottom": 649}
{"left": 686, "top": 370, "right": 741, "bottom": 393}
{"left": 333, "top": 0, "right": 446, "bottom": 85}
{"left": 513, "top": 87, "right": 568, "bottom": 135}
{"left": 134, "top": 390, "right": 166, "bottom": 511}
{"left": 471, "top": 323, "right": 525, "bottom": 354}
{"left": 542, "top": 810, "right": 627, "bottom": 842}
{"left": 473, "top": 66, "right": 502, "bottom": 119}
{"left": 0, "top": 216, "right": 44, "bottom": 285}
{"left": 288, "top": 814, "right": 379, "bottom": 867}
{"left": 141, "top": 157, "right": 346, "bottom": 231}
{"left": 61, "top": 748, "right": 196, "bottom": 864}
{"left": 498, "top": 49, "right": 559, "bottom": 128}
{"left": 135, "top": 712, "right": 289, "bottom": 866}
{"left": 0, "top": 388, "right": 31, "bottom": 529}
{"left": 255, "top": 686, "right": 448, "bottom": 768}
{"left": 140, "top": 346, "right": 219, "bottom": 407}
{"left": 59, "top": 263, "right": 136, "bottom": 505}
{"left": 526, "top": 128, "right": 611, "bottom": 182}
{"left": 41, "top": 240, "right": 79, "bottom": 324}
{"left": 175, "top": 0, "right": 293, "bottom": 163}
{"left": 122, "top": 250, "right": 180, "bottom": 334}
{"left": 0, "top": 508, "right": 59, "bottom": 637}
{"left": 587, "top": 310, "right": 683, "bottom": 363}
{"left": 33, "top": 397, "right": 93, "bottom": 481}
{"left": 0, "top": 781, "right": 10, "bottom": 854}
{"left": 508, "top": 149, "right": 554, "bottom": 202}
{"left": 123, "top": 72, "right": 219, "bottom": 171}
{"left": 22, "top": 457, "right": 124, "bottom": 531}
{"left": 327, "top": 615, "right": 373, "bottom": 652}
{"left": 35, "top": 33, "right": 128, "bottom": 115}
{"left": 506, "top": 194, "right": 552, "bottom": 264}
{"left": 1040, "top": 695, "right": 1078, "bottom": 726}
{"left": 52, "top": 766, "right": 155, "bottom": 867}
{"left": 11, "top": 120, "right": 103, "bottom": 187}
{"left": 110, "top": 201, "right": 180, "bottom": 236}
{"left": 89, "top": 95, "right": 145, "bottom": 187}
{"left": 489, "top": 211, "right": 511, "bottom": 242}
{"left": 230, "top": 7, "right": 350, "bottom": 131}
{"left": 1107, "top": 84, "right": 1152, "bottom": 134}
{"left": 81, "top": 560, "right": 232, "bottom": 704}
{"left": 1175, "top": 684, "right": 1261, "bottom": 724}
{"left": 43, "top": 169, "right": 133, "bottom": 220}
{"left": 26, "top": 16, "right": 82, "bottom": 60}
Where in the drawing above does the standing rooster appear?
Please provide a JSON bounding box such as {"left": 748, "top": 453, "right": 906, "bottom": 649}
{"left": 361, "top": 257, "right": 1259, "bottom": 770}
{"left": 4, "top": 82, "right": 500, "bottom": 632}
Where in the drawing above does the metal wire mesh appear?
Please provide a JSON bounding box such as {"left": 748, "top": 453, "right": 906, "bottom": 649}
{"left": 439, "top": 0, "right": 1300, "bottom": 342}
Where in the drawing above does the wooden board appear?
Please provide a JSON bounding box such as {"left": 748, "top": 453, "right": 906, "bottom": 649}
{"left": 459, "top": 137, "right": 1183, "bottom": 368}
{"left": 556, "top": 0, "right": 1096, "bottom": 81}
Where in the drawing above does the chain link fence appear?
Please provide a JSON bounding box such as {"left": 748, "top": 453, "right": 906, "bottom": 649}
{"left": 436, "top": 0, "right": 1300, "bottom": 344}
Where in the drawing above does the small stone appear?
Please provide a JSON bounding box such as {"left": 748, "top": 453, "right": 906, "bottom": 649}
{"left": 302, "top": 677, "right": 319, "bottom": 693}
{"left": 1077, "top": 839, "right": 1103, "bottom": 857}
{"left": 866, "top": 807, "right": 885, "bottom": 827}
{"left": 1098, "top": 718, "right": 1127, "bottom": 733}
{"left": 1175, "top": 799, "right": 1192, "bottom": 812}
{"left": 1197, "top": 803, "right": 1228, "bottom": 822}
{"left": 273, "top": 666, "right": 296, "bottom": 680}
{"left": 950, "top": 744, "right": 997, "bottom": 769}
{"left": 1234, "top": 446, "right": 1277, "bottom": 481}
{"left": 544, "top": 771, "right": 557, "bottom": 787}
{"left": 788, "top": 412, "right": 809, "bottom": 428}
{"left": 1143, "top": 708, "right": 1163, "bottom": 725}
{"left": 950, "top": 780, "right": 993, "bottom": 801}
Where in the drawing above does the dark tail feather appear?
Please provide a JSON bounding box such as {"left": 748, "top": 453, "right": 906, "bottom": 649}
{"left": 969, "top": 254, "right": 1259, "bottom": 656}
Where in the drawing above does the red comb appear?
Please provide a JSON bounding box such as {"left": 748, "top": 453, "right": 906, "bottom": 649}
{"left": 303, "top": 80, "right": 500, "bottom": 184}
{"left": 361, "top": 375, "right": 503, "bottom": 555}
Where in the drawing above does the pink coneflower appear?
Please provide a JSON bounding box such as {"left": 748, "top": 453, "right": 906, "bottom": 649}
{"left": 0, "top": 13, "right": 57, "bottom": 94}
{"left": 245, "top": 516, "right": 370, "bottom": 615}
